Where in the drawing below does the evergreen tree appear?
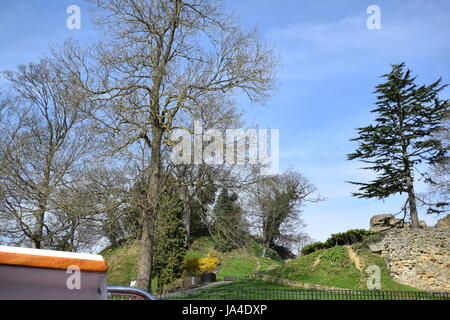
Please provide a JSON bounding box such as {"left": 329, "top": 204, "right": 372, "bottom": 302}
{"left": 211, "top": 188, "right": 244, "bottom": 252}
{"left": 152, "top": 175, "right": 186, "bottom": 289}
{"left": 348, "top": 63, "right": 449, "bottom": 227}
{"left": 188, "top": 171, "right": 217, "bottom": 239}
{"left": 121, "top": 178, "right": 147, "bottom": 240}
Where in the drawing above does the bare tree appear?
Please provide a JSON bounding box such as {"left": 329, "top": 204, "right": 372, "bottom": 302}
{"left": 59, "top": 0, "right": 277, "bottom": 290}
{"left": 246, "top": 170, "right": 319, "bottom": 258}
{"left": 0, "top": 59, "right": 97, "bottom": 249}
{"left": 419, "top": 110, "right": 450, "bottom": 215}
{"left": 287, "top": 234, "right": 314, "bottom": 257}
{"left": 49, "top": 163, "right": 131, "bottom": 252}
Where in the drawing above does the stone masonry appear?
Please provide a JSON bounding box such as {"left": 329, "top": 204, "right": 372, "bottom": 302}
{"left": 369, "top": 227, "right": 450, "bottom": 292}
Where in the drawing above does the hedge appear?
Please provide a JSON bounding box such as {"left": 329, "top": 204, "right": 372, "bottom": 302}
{"left": 301, "top": 229, "right": 376, "bottom": 256}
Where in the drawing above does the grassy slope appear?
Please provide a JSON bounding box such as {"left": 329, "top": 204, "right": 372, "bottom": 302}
{"left": 207, "top": 279, "right": 294, "bottom": 289}
{"left": 100, "top": 236, "right": 281, "bottom": 288}
{"left": 100, "top": 241, "right": 144, "bottom": 287}
{"left": 265, "top": 246, "right": 361, "bottom": 289}
{"left": 263, "top": 245, "right": 418, "bottom": 291}
{"left": 101, "top": 237, "right": 419, "bottom": 292}
{"left": 184, "top": 236, "right": 281, "bottom": 280}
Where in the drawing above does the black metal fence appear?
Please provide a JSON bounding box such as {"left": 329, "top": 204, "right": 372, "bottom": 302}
{"left": 109, "top": 288, "right": 450, "bottom": 300}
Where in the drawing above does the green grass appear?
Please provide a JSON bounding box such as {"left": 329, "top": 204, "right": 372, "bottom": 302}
{"left": 185, "top": 236, "right": 281, "bottom": 281}
{"left": 101, "top": 241, "right": 139, "bottom": 287}
{"left": 161, "top": 279, "right": 447, "bottom": 300}
{"left": 264, "top": 246, "right": 362, "bottom": 289}
{"left": 101, "top": 236, "right": 281, "bottom": 290}
{"left": 207, "top": 279, "right": 295, "bottom": 290}
{"left": 214, "top": 254, "right": 279, "bottom": 280}
{"left": 101, "top": 236, "right": 421, "bottom": 294}
{"left": 163, "top": 279, "right": 302, "bottom": 300}
{"left": 100, "top": 241, "right": 158, "bottom": 291}
{"left": 263, "top": 245, "right": 420, "bottom": 291}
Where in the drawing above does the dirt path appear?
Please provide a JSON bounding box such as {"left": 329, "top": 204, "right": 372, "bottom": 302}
{"left": 193, "top": 281, "right": 234, "bottom": 290}
{"left": 313, "top": 254, "right": 322, "bottom": 268}
{"left": 157, "top": 281, "right": 233, "bottom": 299}
{"left": 256, "top": 274, "right": 346, "bottom": 290}
{"left": 346, "top": 245, "right": 363, "bottom": 272}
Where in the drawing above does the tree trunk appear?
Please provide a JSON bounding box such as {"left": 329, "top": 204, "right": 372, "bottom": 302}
{"left": 261, "top": 246, "right": 267, "bottom": 258}
{"left": 136, "top": 126, "right": 163, "bottom": 292}
{"left": 32, "top": 210, "right": 45, "bottom": 249}
{"left": 262, "top": 237, "right": 271, "bottom": 258}
{"left": 32, "top": 150, "right": 53, "bottom": 250}
{"left": 31, "top": 238, "right": 41, "bottom": 249}
{"left": 402, "top": 138, "right": 419, "bottom": 228}
{"left": 183, "top": 199, "right": 191, "bottom": 247}
{"left": 406, "top": 175, "right": 419, "bottom": 228}
{"left": 136, "top": 215, "right": 154, "bottom": 291}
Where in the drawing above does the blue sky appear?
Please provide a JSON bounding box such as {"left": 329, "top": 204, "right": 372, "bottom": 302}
{"left": 1, "top": 0, "right": 449, "bottom": 242}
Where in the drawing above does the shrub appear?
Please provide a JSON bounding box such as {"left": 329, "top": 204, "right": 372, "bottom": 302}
{"left": 320, "top": 246, "right": 348, "bottom": 265}
{"left": 324, "top": 229, "right": 375, "bottom": 247}
{"left": 248, "top": 241, "right": 283, "bottom": 262}
{"left": 185, "top": 253, "right": 220, "bottom": 276}
{"left": 355, "top": 232, "right": 385, "bottom": 250}
{"left": 265, "top": 248, "right": 283, "bottom": 262}
{"left": 198, "top": 253, "right": 220, "bottom": 273}
{"left": 183, "top": 257, "right": 200, "bottom": 276}
{"left": 301, "top": 229, "right": 376, "bottom": 256}
{"left": 301, "top": 242, "right": 325, "bottom": 256}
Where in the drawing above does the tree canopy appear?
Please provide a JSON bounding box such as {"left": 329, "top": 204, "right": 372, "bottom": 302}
{"left": 348, "top": 63, "right": 449, "bottom": 227}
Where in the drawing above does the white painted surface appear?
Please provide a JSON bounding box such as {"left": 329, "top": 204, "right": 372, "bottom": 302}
{"left": 0, "top": 246, "right": 104, "bottom": 261}
{"left": 0, "top": 265, "right": 107, "bottom": 300}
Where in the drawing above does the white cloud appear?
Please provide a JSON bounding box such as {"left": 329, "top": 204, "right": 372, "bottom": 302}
{"left": 265, "top": 8, "right": 450, "bottom": 80}
{"left": 268, "top": 9, "right": 450, "bottom": 52}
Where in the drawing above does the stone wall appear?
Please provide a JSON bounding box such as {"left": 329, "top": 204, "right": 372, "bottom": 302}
{"left": 369, "top": 228, "right": 450, "bottom": 292}
{"left": 436, "top": 215, "right": 450, "bottom": 230}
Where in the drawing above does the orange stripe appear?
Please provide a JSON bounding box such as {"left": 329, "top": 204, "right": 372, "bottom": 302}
{"left": 0, "top": 252, "right": 107, "bottom": 272}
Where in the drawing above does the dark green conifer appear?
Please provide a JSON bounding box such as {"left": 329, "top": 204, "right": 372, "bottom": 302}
{"left": 211, "top": 188, "right": 244, "bottom": 252}
{"left": 153, "top": 175, "right": 186, "bottom": 289}
{"left": 348, "top": 63, "right": 449, "bottom": 227}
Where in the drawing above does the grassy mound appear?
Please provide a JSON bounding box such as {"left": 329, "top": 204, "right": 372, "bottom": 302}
{"left": 101, "top": 236, "right": 418, "bottom": 292}
{"left": 264, "top": 246, "right": 361, "bottom": 289}
{"left": 263, "top": 245, "right": 418, "bottom": 291}
{"left": 100, "top": 236, "right": 281, "bottom": 288}
{"left": 100, "top": 241, "right": 145, "bottom": 287}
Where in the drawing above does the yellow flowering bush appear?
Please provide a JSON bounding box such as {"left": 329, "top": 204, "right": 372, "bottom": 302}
{"left": 198, "top": 253, "right": 219, "bottom": 274}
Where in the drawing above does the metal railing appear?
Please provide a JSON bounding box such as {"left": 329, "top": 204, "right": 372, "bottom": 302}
{"left": 107, "top": 286, "right": 450, "bottom": 301}
{"left": 107, "top": 286, "right": 157, "bottom": 300}
{"left": 155, "top": 288, "right": 450, "bottom": 300}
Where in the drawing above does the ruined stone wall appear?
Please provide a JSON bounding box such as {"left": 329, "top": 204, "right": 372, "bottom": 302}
{"left": 370, "top": 228, "right": 450, "bottom": 292}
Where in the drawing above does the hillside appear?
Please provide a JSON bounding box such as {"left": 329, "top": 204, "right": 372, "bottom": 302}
{"left": 262, "top": 245, "right": 419, "bottom": 291}
{"left": 100, "top": 236, "right": 282, "bottom": 289}
{"left": 101, "top": 236, "right": 420, "bottom": 292}
{"left": 101, "top": 241, "right": 145, "bottom": 288}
